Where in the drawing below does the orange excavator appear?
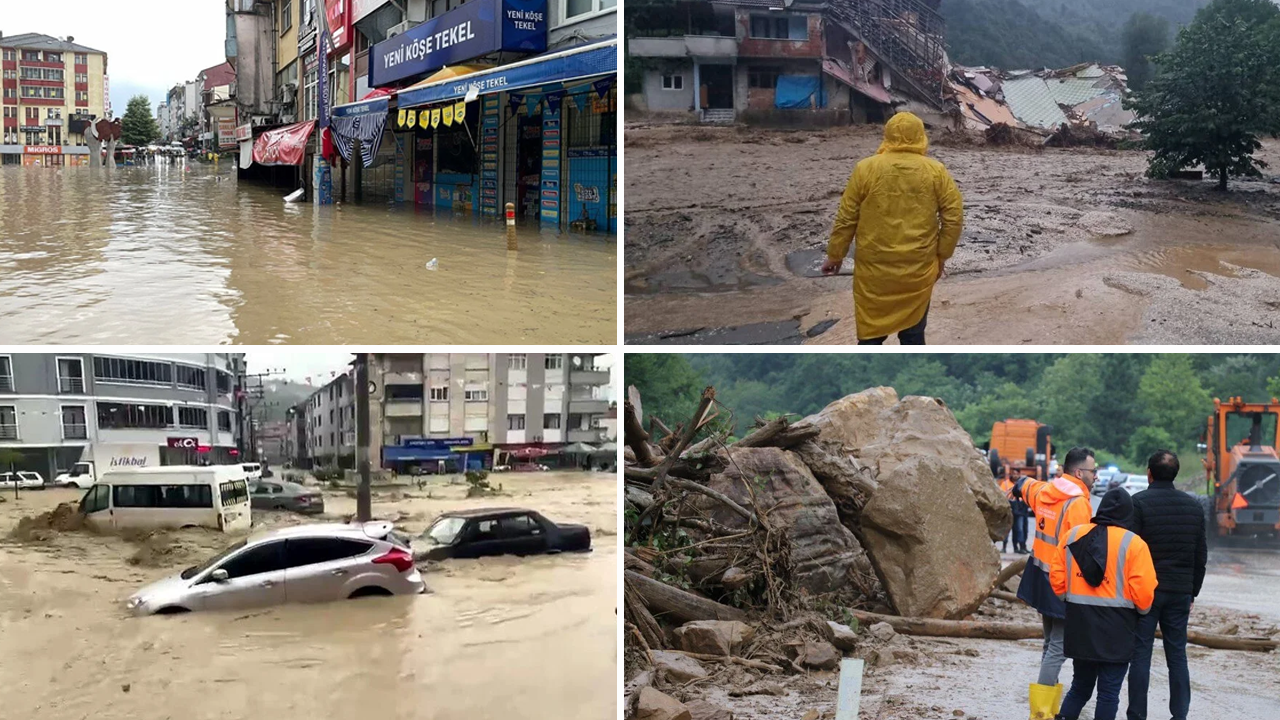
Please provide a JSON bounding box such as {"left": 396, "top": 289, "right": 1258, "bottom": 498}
{"left": 986, "top": 418, "right": 1055, "bottom": 481}
{"left": 1202, "top": 397, "right": 1280, "bottom": 539}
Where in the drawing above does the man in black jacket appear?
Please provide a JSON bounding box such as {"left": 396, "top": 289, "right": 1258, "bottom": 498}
{"left": 1125, "top": 450, "right": 1207, "bottom": 720}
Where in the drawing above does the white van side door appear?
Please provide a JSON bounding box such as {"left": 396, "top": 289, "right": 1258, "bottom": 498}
{"left": 79, "top": 484, "right": 113, "bottom": 531}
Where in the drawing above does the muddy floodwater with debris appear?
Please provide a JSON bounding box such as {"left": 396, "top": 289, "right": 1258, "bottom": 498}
{"left": 0, "top": 472, "right": 617, "bottom": 720}
{"left": 624, "top": 123, "right": 1280, "bottom": 344}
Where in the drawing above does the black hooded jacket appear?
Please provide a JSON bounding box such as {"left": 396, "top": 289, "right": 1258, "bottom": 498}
{"left": 1063, "top": 489, "right": 1148, "bottom": 664}
{"left": 1130, "top": 480, "right": 1208, "bottom": 596}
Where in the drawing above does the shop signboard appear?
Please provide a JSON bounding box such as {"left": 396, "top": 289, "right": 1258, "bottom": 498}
{"left": 235, "top": 123, "right": 253, "bottom": 142}
{"left": 23, "top": 145, "right": 62, "bottom": 154}
{"left": 404, "top": 437, "right": 472, "bottom": 448}
{"left": 218, "top": 118, "right": 238, "bottom": 149}
{"left": 369, "top": 0, "right": 548, "bottom": 87}
{"left": 324, "top": 0, "right": 353, "bottom": 52}
{"left": 167, "top": 437, "right": 198, "bottom": 449}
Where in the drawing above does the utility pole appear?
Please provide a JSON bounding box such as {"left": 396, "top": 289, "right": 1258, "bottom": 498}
{"left": 240, "top": 367, "right": 286, "bottom": 463}
{"left": 355, "top": 353, "right": 372, "bottom": 522}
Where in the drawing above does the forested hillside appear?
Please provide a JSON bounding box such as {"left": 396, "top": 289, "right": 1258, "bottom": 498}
{"left": 626, "top": 353, "right": 1280, "bottom": 471}
{"left": 942, "top": 0, "right": 1208, "bottom": 68}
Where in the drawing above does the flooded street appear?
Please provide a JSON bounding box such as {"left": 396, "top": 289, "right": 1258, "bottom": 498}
{"left": 0, "top": 472, "right": 617, "bottom": 720}
{"left": 624, "top": 123, "right": 1280, "bottom": 344}
{"left": 0, "top": 165, "right": 616, "bottom": 344}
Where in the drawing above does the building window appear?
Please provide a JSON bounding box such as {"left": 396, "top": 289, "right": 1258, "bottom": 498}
{"left": 217, "top": 371, "right": 233, "bottom": 394}
{"left": 303, "top": 67, "right": 318, "bottom": 121}
{"left": 57, "top": 357, "right": 85, "bottom": 393}
{"left": 749, "top": 15, "right": 807, "bottom": 40}
{"left": 218, "top": 410, "right": 232, "bottom": 432}
{"left": 61, "top": 405, "right": 88, "bottom": 440}
{"left": 175, "top": 365, "right": 207, "bottom": 390}
{"left": 76, "top": 90, "right": 89, "bottom": 103}
{"left": 281, "top": 0, "right": 294, "bottom": 33}
{"left": 661, "top": 74, "right": 683, "bottom": 91}
{"left": 23, "top": 51, "right": 40, "bottom": 62}
{"left": 45, "top": 52, "right": 62, "bottom": 64}
{"left": 94, "top": 356, "right": 173, "bottom": 386}
{"left": 545, "top": 355, "right": 563, "bottom": 370}
{"left": 178, "top": 406, "right": 208, "bottom": 429}
{"left": 508, "top": 354, "right": 527, "bottom": 371}
{"left": 75, "top": 53, "right": 87, "bottom": 65}
{"left": 97, "top": 402, "right": 174, "bottom": 429}
{"left": 429, "top": 387, "right": 449, "bottom": 401}
{"left": 543, "top": 413, "right": 561, "bottom": 430}
{"left": 748, "top": 67, "right": 782, "bottom": 89}
{"left": 0, "top": 406, "right": 17, "bottom": 440}
{"left": 507, "top": 414, "right": 525, "bottom": 430}
{"left": 76, "top": 73, "right": 88, "bottom": 83}
{"left": 563, "top": 0, "right": 614, "bottom": 22}
{"left": 3, "top": 50, "right": 15, "bottom": 61}
{"left": 464, "top": 389, "right": 488, "bottom": 402}
{"left": 0, "top": 356, "right": 12, "bottom": 392}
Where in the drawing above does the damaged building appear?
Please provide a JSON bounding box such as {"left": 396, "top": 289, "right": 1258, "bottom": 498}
{"left": 628, "top": 0, "right": 949, "bottom": 124}
{"left": 950, "top": 62, "right": 1136, "bottom": 137}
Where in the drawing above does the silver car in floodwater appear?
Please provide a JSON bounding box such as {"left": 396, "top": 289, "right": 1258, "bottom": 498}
{"left": 125, "top": 521, "right": 425, "bottom": 616}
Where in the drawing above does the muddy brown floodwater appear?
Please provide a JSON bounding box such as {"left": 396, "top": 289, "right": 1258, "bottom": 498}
{"left": 624, "top": 122, "right": 1280, "bottom": 345}
{"left": 0, "top": 164, "right": 616, "bottom": 344}
{"left": 0, "top": 472, "right": 617, "bottom": 720}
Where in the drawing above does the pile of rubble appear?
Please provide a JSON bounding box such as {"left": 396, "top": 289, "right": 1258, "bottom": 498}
{"left": 946, "top": 62, "right": 1138, "bottom": 142}
{"left": 623, "top": 386, "right": 1016, "bottom": 719}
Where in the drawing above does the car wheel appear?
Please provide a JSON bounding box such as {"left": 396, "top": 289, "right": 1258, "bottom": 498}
{"left": 349, "top": 586, "right": 393, "bottom": 599}
{"left": 154, "top": 606, "right": 191, "bottom": 615}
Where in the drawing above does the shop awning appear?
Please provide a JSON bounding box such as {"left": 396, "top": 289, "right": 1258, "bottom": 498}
{"left": 331, "top": 95, "right": 390, "bottom": 119}
{"left": 822, "top": 59, "right": 893, "bottom": 105}
{"left": 450, "top": 443, "right": 494, "bottom": 453}
{"left": 396, "top": 38, "right": 617, "bottom": 110}
{"left": 410, "top": 64, "right": 494, "bottom": 87}
{"left": 252, "top": 120, "right": 316, "bottom": 166}
{"left": 384, "top": 446, "right": 455, "bottom": 462}
{"left": 329, "top": 96, "right": 389, "bottom": 167}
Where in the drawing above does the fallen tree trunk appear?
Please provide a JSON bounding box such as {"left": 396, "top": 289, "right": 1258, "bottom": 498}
{"left": 666, "top": 649, "right": 783, "bottom": 673}
{"left": 736, "top": 418, "right": 821, "bottom": 449}
{"left": 624, "top": 400, "right": 658, "bottom": 467}
{"left": 627, "top": 570, "right": 747, "bottom": 624}
{"left": 849, "top": 610, "right": 1042, "bottom": 640}
{"left": 991, "top": 556, "right": 1027, "bottom": 593}
{"left": 990, "top": 590, "right": 1022, "bottom": 604}
{"left": 1179, "top": 629, "right": 1278, "bottom": 652}
{"left": 625, "top": 581, "right": 665, "bottom": 649}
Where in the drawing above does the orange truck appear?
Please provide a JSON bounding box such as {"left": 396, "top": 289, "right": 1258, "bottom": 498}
{"left": 1203, "top": 397, "right": 1280, "bottom": 538}
{"left": 987, "top": 419, "right": 1054, "bottom": 482}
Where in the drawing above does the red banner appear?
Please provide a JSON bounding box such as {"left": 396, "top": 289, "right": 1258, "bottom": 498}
{"left": 324, "top": 0, "right": 352, "bottom": 52}
{"left": 252, "top": 120, "right": 316, "bottom": 166}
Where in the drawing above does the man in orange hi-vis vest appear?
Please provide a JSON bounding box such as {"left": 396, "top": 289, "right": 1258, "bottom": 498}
{"left": 1050, "top": 488, "right": 1158, "bottom": 720}
{"left": 1012, "top": 447, "right": 1097, "bottom": 719}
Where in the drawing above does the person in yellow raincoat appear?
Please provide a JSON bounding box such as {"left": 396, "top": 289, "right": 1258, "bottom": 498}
{"left": 822, "top": 112, "right": 964, "bottom": 344}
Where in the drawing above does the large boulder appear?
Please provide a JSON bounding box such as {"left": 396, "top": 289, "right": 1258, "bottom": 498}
{"left": 691, "top": 447, "right": 872, "bottom": 594}
{"left": 806, "top": 388, "right": 1011, "bottom": 541}
{"left": 636, "top": 688, "right": 692, "bottom": 720}
{"left": 673, "top": 620, "right": 755, "bottom": 656}
{"left": 860, "top": 455, "right": 1001, "bottom": 619}
{"left": 650, "top": 651, "right": 709, "bottom": 683}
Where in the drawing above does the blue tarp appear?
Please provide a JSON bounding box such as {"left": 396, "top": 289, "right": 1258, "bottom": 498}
{"left": 383, "top": 446, "right": 454, "bottom": 462}
{"left": 397, "top": 38, "right": 616, "bottom": 109}
{"left": 775, "top": 75, "right": 826, "bottom": 110}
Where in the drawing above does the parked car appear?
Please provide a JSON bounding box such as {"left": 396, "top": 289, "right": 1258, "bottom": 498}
{"left": 125, "top": 521, "right": 423, "bottom": 616}
{"left": 417, "top": 508, "right": 591, "bottom": 561}
{"left": 250, "top": 480, "right": 325, "bottom": 514}
{"left": 1117, "top": 473, "right": 1150, "bottom": 495}
{"left": 0, "top": 471, "right": 45, "bottom": 489}
{"left": 1092, "top": 466, "right": 1123, "bottom": 495}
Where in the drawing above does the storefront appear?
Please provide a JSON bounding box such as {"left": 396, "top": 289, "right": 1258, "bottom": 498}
{"left": 381, "top": 436, "right": 490, "bottom": 474}
{"left": 18, "top": 144, "right": 90, "bottom": 166}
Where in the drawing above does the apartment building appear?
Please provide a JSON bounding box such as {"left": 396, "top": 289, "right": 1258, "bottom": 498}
{"left": 0, "top": 32, "right": 108, "bottom": 166}
{"left": 0, "top": 353, "right": 245, "bottom": 481}
{"left": 305, "top": 370, "right": 356, "bottom": 468}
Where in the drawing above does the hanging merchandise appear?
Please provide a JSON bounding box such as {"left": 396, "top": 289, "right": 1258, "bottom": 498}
{"left": 443, "top": 104, "right": 454, "bottom": 126}
{"left": 455, "top": 100, "right": 466, "bottom": 123}
{"left": 397, "top": 109, "right": 407, "bottom": 128}
{"left": 406, "top": 110, "right": 417, "bottom": 129}
{"left": 419, "top": 109, "right": 429, "bottom": 127}
{"left": 431, "top": 108, "right": 441, "bottom": 128}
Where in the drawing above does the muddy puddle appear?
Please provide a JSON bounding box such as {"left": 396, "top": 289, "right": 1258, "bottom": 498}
{"left": 0, "top": 472, "right": 617, "bottom": 720}
{"left": 624, "top": 123, "right": 1280, "bottom": 344}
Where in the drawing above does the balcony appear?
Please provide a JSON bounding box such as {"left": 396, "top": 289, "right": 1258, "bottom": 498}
{"left": 568, "top": 399, "right": 609, "bottom": 415}
{"left": 63, "top": 423, "right": 88, "bottom": 440}
{"left": 385, "top": 371, "right": 423, "bottom": 386}
{"left": 567, "top": 428, "right": 607, "bottom": 443}
{"left": 630, "top": 36, "right": 738, "bottom": 59}
{"left": 384, "top": 399, "right": 423, "bottom": 417}
{"left": 570, "top": 368, "right": 610, "bottom": 385}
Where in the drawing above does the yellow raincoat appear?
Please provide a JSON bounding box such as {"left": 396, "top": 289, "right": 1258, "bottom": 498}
{"left": 826, "top": 112, "right": 964, "bottom": 340}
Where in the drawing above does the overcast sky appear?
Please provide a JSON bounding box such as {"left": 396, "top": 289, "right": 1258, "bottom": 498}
{"left": 3, "top": 2, "right": 226, "bottom": 117}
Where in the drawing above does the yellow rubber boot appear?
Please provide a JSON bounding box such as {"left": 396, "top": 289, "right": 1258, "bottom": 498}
{"left": 1051, "top": 683, "right": 1064, "bottom": 715}
{"left": 1028, "top": 683, "right": 1059, "bottom": 720}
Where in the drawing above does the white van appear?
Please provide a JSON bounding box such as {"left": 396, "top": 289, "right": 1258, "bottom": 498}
{"left": 241, "top": 463, "right": 263, "bottom": 481}
{"left": 78, "top": 465, "right": 252, "bottom": 533}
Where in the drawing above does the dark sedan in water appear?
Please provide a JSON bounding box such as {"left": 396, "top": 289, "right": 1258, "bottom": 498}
{"left": 418, "top": 508, "right": 591, "bottom": 560}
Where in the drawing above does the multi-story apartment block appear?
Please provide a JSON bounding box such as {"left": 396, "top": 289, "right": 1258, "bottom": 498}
{"left": 0, "top": 353, "right": 245, "bottom": 481}
{"left": 0, "top": 32, "right": 108, "bottom": 166}
{"left": 305, "top": 369, "right": 356, "bottom": 469}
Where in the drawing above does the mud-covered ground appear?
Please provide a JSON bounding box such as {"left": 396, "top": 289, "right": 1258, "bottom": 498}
{"left": 627, "top": 547, "right": 1280, "bottom": 720}
{"left": 624, "top": 122, "right": 1280, "bottom": 344}
{"left": 0, "top": 472, "right": 617, "bottom": 720}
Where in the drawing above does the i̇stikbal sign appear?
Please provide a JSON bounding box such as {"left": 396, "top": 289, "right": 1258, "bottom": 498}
{"left": 369, "top": 0, "right": 547, "bottom": 87}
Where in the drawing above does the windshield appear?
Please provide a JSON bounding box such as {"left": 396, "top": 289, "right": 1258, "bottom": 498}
{"left": 425, "top": 517, "right": 467, "bottom": 545}
{"left": 180, "top": 539, "right": 247, "bottom": 580}
{"left": 71, "top": 463, "right": 90, "bottom": 477}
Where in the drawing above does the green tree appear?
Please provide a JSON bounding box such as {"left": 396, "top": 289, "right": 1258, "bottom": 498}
{"left": 1127, "top": 0, "right": 1280, "bottom": 190}
{"left": 954, "top": 382, "right": 1041, "bottom": 446}
{"left": 625, "top": 354, "right": 707, "bottom": 433}
{"left": 1126, "top": 425, "right": 1176, "bottom": 464}
{"left": 1136, "top": 354, "right": 1213, "bottom": 446}
{"left": 1121, "top": 12, "right": 1169, "bottom": 91}
{"left": 121, "top": 94, "right": 161, "bottom": 147}
{"left": 1040, "top": 355, "right": 1109, "bottom": 449}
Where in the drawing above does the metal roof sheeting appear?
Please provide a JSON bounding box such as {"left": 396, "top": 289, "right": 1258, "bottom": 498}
{"left": 1001, "top": 76, "right": 1069, "bottom": 129}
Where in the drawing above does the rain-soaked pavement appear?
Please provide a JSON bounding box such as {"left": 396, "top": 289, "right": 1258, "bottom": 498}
{"left": 0, "top": 472, "right": 617, "bottom": 720}
{"left": 0, "top": 163, "right": 615, "bottom": 344}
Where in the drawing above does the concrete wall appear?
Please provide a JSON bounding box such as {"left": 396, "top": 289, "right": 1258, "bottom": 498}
{"left": 736, "top": 11, "right": 823, "bottom": 58}
{"left": 230, "top": 5, "right": 277, "bottom": 116}
{"left": 549, "top": 7, "right": 616, "bottom": 47}
{"left": 642, "top": 68, "right": 694, "bottom": 112}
